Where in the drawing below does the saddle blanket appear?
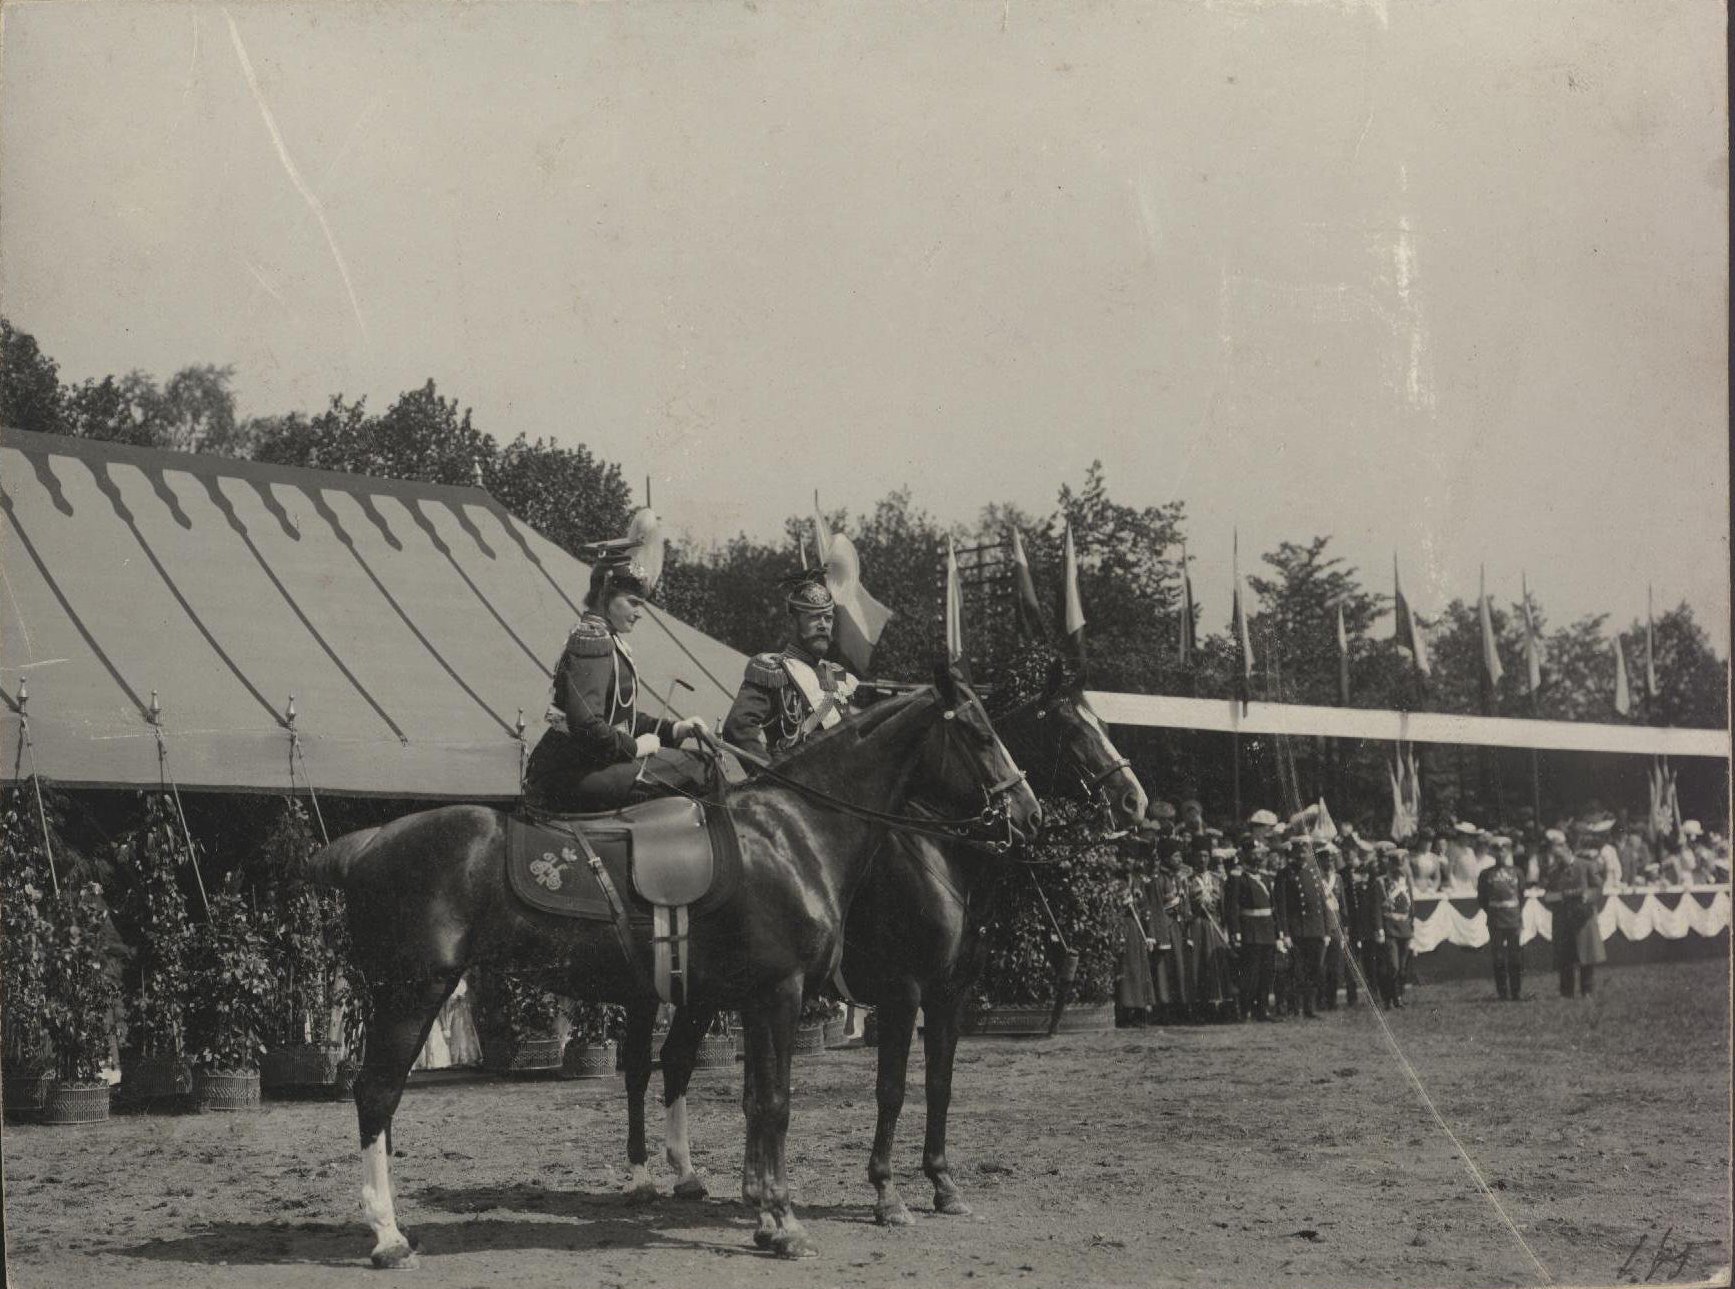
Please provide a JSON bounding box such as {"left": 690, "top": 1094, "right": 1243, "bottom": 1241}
{"left": 506, "top": 796, "right": 741, "bottom": 923}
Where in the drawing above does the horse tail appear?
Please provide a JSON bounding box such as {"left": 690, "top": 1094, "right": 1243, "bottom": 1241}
{"left": 307, "top": 826, "right": 383, "bottom": 888}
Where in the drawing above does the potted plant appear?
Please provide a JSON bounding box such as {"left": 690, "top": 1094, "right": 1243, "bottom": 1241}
{"left": 114, "top": 795, "right": 196, "bottom": 1110}
{"left": 561, "top": 1000, "right": 621, "bottom": 1079}
{"left": 249, "top": 800, "right": 351, "bottom": 1096}
{"left": 40, "top": 878, "right": 122, "bottom": 1125}
{"left": 692, "top": 1010, "right": 736, "bottom": 1069}
{"left": 474, "top": 967, "right": 565, "bottom": 1075}
{"left": 185, "top": 886, "right": 274, "bottom": 1111}
{"left": 2, "top": 791, "right": 57, "bottom": 1120}
{"left": 794, "top": 996, "right": 836, "bottom": 1056}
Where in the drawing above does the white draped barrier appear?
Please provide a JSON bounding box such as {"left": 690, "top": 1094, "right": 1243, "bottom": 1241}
{"left": 1409, "top": 886, "right": 1730, "bottom": 954}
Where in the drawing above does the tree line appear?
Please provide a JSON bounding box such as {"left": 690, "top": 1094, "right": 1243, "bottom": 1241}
{"left": 4, "top": 319, "right": 1726, "bottom": 829}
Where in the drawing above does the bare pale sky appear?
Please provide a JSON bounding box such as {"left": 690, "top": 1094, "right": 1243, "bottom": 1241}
{"left": 1, "top": 0, "right": 1727, "bottom": 649}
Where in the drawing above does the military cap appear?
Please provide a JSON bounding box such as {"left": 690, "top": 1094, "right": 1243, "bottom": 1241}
{"left": 1544, "top": 828, "right": 1567, "bottom": 844}
{"left": 1682, "top": 820, "right": 1704, "bottom": 837}
{"left": 1249, "top": 809, "right": 1279, "bottom": 827}
{"left": 1454, "top": 820, "right": 1480, "bottom": 836}
{"left": 1147, "top": 800, "right": 1179, "bottom": 822}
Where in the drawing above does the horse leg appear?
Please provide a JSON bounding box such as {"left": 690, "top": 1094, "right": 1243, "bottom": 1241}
{"left": 660, "top": 1003, "right": 717, "bottom": 1200}
{"left": 355, "top": 973, "right": 456, "bottom": 1268}
{"left": 866, "top": 984, "right": 919, "bottom": 1226}
{"left": 743, "top": 979, "right": 813, "bottom": 1258}
{"left": 921, "top": 987, "right": 971, "bottom": 1216}
{"left": 622, "top": 998, "right": 660, "bottom": 1205}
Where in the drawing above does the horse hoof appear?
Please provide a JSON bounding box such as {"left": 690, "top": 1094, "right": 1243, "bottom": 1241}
{"left": 934, "top": 1193, "right": 973, "bottom": 1217}
{"left": 752, "top": 1226, "right": 777, "bottom": 1250}
{"left": 874, "top": 1200, "right": 915, "bottom": 1227}
{"left": 772, "top": 1230, "right": 818, "bottom": 1259}
{"left": 624, "top": 1182, "right": 660, "bottom": 1208}
{"left": 673, "top": 1176, "right": 708, "bottom": 1201}
{"left": 369, "top": 1236, "right": 417, "bottom": 1270}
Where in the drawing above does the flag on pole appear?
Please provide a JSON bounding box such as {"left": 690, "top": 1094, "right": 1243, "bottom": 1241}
{"left": 798, "top": 530, "right": 812, "bottom": 571}
{"left": 1520, "top": 572, "right": 1543, "bottom": 697}
{"left": 1335, "top": 601, "right": 1350, "bottom": 705}
{"left": 1178, "top": 545, "right": 1199, "bottom": 667}
{"left": 810, "top": 496, "right": 892, "bottom": 676}
{"left": 1479, "top": 565, "right": 1504, "bottom": 687}
{"left": 1393, "top": 555, "right": 1432, "bottom": 677}
{"left": 943, "top": 536, "right": 964, "bottom": 666}
{"left": 1010, "top": 527, "right": 1045, "bottom": 640}
{"left": 1613, "top": 635, "right": 1632, "bottom": 716}
{"left": 1060, "top": 523, "right": 1086, "bottom": 646}
{"left": 1645, "top": 585, "right": 1658, "bottom": 698}
{"left": 812, "top": 496, "right": 833, "bottom": 563}
{"left": 1232, "top": 529, "right": 1253, "bottom": 701}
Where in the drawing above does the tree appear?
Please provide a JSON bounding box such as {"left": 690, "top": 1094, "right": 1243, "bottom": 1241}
{"left": 1617, "top": 603, "right": 1728, "bottom": 731}
{"left": 484, "top": 433, "right": 635, "bottom": 558}
{"left": 1, "top": 319, "right": 67, "bottom": 435}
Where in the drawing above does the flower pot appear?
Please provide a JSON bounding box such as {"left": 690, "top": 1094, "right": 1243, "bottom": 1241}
{"left": 482, "top": 1033, "right": 565, "bottom": 1076}
{"left": 792, "top": 1023, "right": 827, "bottom": 1057}
{"left": 958, "top": 1002, "right": 1118, "bottom": 1037}
{"left": 562, "top": 1040, "right": 616, "bottom": 1080}
{"left": 40, "top": 1081, "right": 111, "bottom": 1125}
{"left": 193, "top": 1068, "right": 261, "bottom": 1112}
{"left": 3, "top": 1062, "right": 54, "bottom": 1121}
{"left": 1053, "top": 1002, "right": 1116, "bottom": 1034}
{"left": 120, "top": 1052, "right": 193, "bottom": 1109}
{"left": 691, "top": 1033, "right": 735, "bottom": 1069}
{"left": 261, "top": 1043, "right": 344, "bottom": 1097}
{"left": 822, "top": 1019, "right": 849, "bottom": 1049}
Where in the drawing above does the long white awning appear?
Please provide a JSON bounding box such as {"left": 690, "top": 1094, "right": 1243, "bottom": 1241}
{"left": 1084, "top": 691, "right": 1730, "bottom": 759}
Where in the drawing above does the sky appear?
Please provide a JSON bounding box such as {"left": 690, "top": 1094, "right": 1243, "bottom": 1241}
{"left": 1, "top": 0, "right": 1727, "bottom": 651}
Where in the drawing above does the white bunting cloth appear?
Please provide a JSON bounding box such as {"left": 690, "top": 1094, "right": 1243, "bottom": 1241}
{"left": 1408, "top": 886, "right": 1730, "bottom": 954}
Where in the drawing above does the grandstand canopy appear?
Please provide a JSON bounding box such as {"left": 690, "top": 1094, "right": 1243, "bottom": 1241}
{"left": 0, "top": 428, "right": 745, "bottom": 798}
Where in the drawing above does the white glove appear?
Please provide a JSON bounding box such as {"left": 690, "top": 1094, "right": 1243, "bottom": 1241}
{"left": 634, "top": 733, "right": 661, "bottom": 758}
{"left": 672, "top": 716, "right": 710, "bottom": 744}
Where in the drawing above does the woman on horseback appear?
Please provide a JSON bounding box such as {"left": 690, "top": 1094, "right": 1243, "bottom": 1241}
{"left": 523, "top": 544, "right": 711, "bottom": 813}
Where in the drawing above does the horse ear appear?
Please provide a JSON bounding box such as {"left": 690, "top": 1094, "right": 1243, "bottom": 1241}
{"left": 934, "top": 661, "right": 962, "bottom": 708}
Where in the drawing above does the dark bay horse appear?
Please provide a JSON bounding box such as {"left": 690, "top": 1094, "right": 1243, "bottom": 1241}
{"left": 629, "top": 658, "right": 1148, "bottom": 1225}
{"left": 308, "top": 669, "right": 1039, "bottom": 1265}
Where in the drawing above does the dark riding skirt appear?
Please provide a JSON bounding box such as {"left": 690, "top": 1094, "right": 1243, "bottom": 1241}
{"left": 524, "top": 730, "right": 710, "bottom": 812}
{"left": 1190, "top": 915, "right": 1234, "bottom": 1005}
{"left": 1116, "top": 907, "right": 1157, "bottom": 1009}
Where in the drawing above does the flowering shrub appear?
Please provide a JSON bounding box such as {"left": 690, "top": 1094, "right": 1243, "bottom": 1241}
{"left": 473, "top": 967, "right": 562, "bottom": 1041}
{"left": 564, "top": 999, "right": 624, "bottom": 1045}
{"left": 43, "top": 880, "right": 122, "bottom": 1085}
{"left": 971, "top": 799, "right": 1123, "bottom": 1007}
{"left": 1, "top": 792, "right": 56, "bottom": 1069}
{"left": 113, "top": 795, "right": 195, "bottom": 1059}
{"left": 245, "top": 799, "right": 351, "bottom": 1047}
{"left": 185, "top": 891, "right": 275, "bottom": 1071}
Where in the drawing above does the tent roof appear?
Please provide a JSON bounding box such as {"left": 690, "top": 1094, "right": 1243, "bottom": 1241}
{"left": 1, "top": 428, "right": 746, "bottom": 797}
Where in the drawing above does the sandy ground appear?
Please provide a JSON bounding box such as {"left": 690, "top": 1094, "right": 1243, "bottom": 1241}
{"left": 4, "top": 958, "right": 1729, "bottom": 1289}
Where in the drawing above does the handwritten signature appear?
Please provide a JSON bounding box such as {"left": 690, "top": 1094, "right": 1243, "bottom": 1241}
{"left": 1617, "top": 1227, "right": 1714, "bottom": 1283}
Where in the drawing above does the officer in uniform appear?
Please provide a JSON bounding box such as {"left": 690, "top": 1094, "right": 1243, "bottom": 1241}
{"left": 523, "top": 547, "right": 711, "bottom": 812}
{"left": 1226, "top": 841, "right": 1281, "bottom": 1022}
{"left": 1476, "top": 835, "right": 1527, "bottom": 1001}
{"left": 724, "top": 568, "right": 861, "bottom": 760}
{"left": 1275, "top": 836, "right": 1330, "bottom": 1020}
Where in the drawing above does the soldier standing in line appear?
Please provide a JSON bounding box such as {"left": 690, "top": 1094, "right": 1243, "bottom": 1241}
{"left": 1275, "top": 836, "right": 1330, "bottom": 1020}
{"left": 1476, "top": 834, "right": 1527, "bottom": 1001}
{"left": 1379, "top": 849, "right": 1415, "bottom": 1009}
{"left": 1227, "top": 840, "right": 1281, "bottom": 1022}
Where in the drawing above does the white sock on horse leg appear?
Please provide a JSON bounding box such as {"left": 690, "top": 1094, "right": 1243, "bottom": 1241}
{"left": 630, "top": 1162, "right": 654, "bottom": 1192}
{"left": 360, "top": 1136, "right": 408, "bottom": 1254}
{"left": 665, "top": 1095, "right": 696, "bottom": 1181}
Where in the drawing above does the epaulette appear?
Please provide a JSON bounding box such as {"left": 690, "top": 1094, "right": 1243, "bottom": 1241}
{"left": 744, "top": 653, "right": 788, "bottom": 688}
{"left": 566, "top": 617, "right": 613, "bottom": 657}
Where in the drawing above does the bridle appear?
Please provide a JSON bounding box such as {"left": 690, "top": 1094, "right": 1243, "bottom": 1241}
{"left": 699, "top": 688, "right": 1031, "bottom": 852}
{"left": 990, "top": 685, "right": 1135, "bottom": 841}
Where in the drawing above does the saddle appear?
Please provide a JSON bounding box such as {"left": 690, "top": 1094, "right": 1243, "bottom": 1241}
{"left": 507, "top": 797, "right": 742, "bottom": 1006}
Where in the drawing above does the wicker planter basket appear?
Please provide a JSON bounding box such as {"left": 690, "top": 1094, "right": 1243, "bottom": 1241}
{"left": 958, "top": 1001, "right": 1116, "bottom": 1037}
{"left": 3, "top": 1063, "right": 54, "bottom": 1120}
{"left": 120, "top": 1052, "right": 193, "bottom": 1109}
{"left": 792, "top": 1023, "right": 827, "bottom": 1057}
{"left": 40, "top": 1082, "right": 112, "bottom": 1125}
{"left": 822, "top": 1019, "right": 849, "bottom": 1049}
{"left": 261, "top": 1043, "right": 345, "bottom": 1096}
{"left": 193, "top": 1068, "right": 261, "bottom": 1112}
{"left": 562, "top": 1040, "right": 615, "bottom": 1080}
{"left": 691, "top": 1033, "right": 736, "bottom": 1069}
{"left": 482, "top": 1034, "right": 566, "bottom": 1076}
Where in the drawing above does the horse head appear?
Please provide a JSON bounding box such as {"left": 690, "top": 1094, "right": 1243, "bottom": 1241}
{"left": 990, "top": 651, "right": 1148, "bottom": 828}
{"left": 911, "top": 663, "right": 1043, "bottom": 847}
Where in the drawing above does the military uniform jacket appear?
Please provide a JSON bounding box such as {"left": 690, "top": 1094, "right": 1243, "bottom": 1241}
{"left": 1380, "top": 873, "right": 1415, "bottom": 941}
{"left": 1346, "top": 870, "right": 1385, "bottom": 941}
{"left": 1275, "top": 855, "right": 1332, "bottom": 940}
{"left": 1224, "top": 869, "right": 1278, "bottom": 945}
{"left": 1476, "top": 863, "right": 1526, "bottom": 932}
{"left": 723, "top": 644, "right": 860, "bottom": 758}
{"left": 542, "top": 613, "right": 674, "bottom": 769}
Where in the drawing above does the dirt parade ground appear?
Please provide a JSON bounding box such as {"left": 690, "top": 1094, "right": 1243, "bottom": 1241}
{"left": 5, "top": 958, "right": 1729, "bottom": 1289}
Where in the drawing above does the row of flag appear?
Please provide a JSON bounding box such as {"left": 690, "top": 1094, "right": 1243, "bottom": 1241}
{"left": 820, "top": 503, "right": 1662, "bottom": 720}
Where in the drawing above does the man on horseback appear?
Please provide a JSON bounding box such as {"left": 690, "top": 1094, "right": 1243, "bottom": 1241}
{"left": 723, "top": 568, "right": 862, "bottom": 759}
{"left": 523, "top": 544, "right": 711, "bottom": 813}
